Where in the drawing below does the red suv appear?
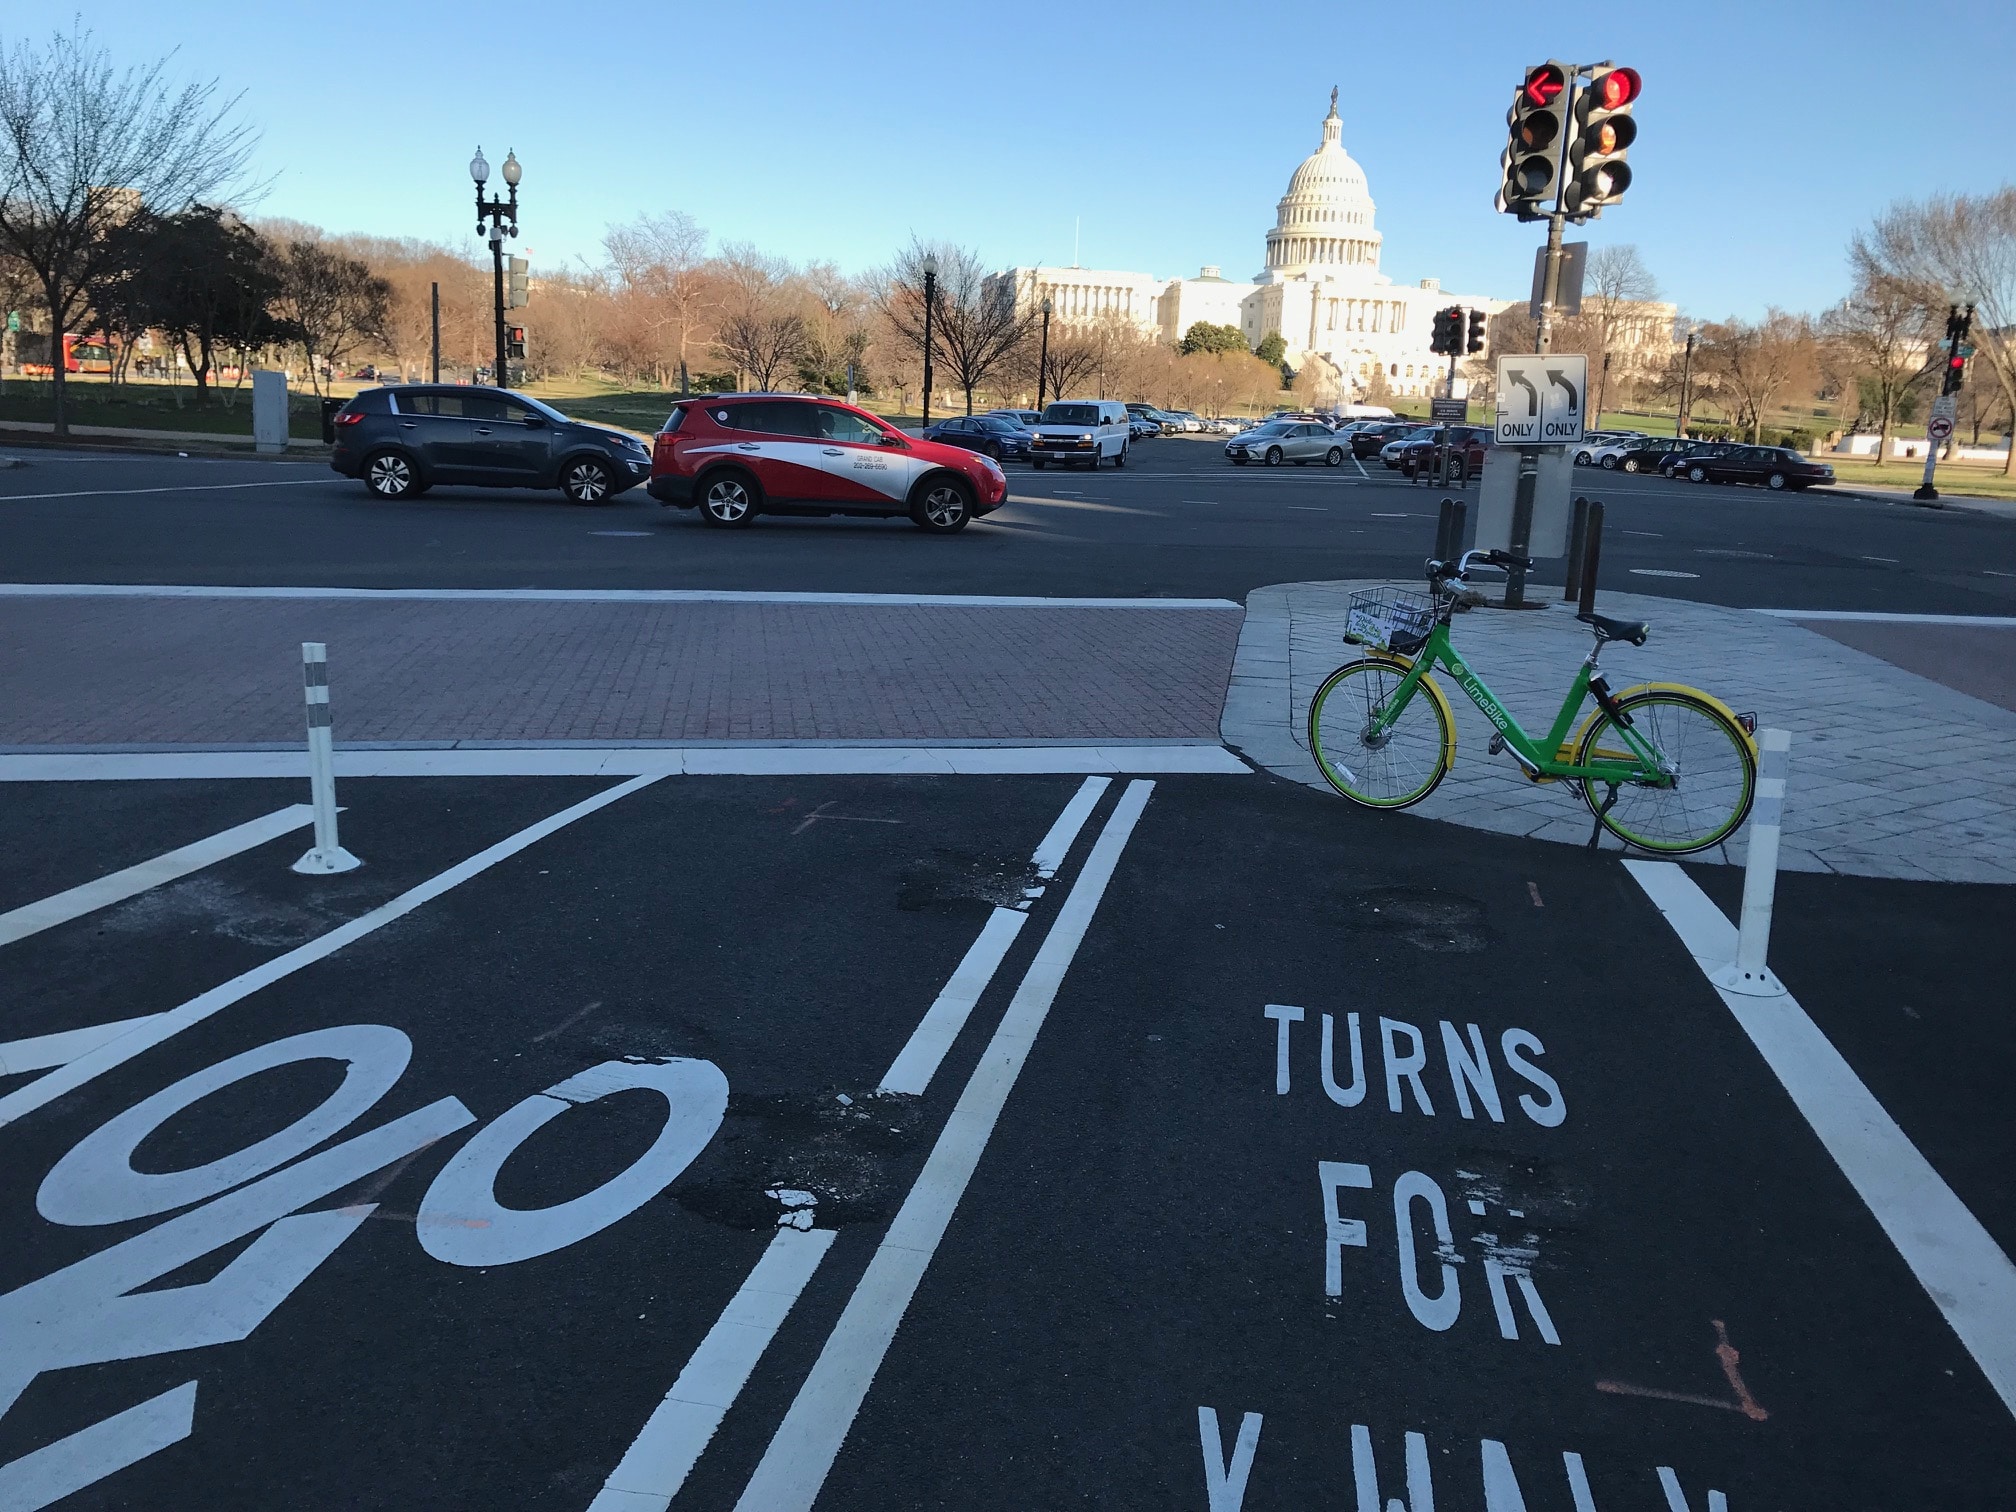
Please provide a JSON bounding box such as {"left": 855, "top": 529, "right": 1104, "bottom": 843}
{"left": 648, "top": 395, "right": 1008, "bottom": 532}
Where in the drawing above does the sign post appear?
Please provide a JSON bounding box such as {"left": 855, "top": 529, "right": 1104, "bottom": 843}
{"left": 1914, "top": 395, "right": 1958, "bottom": 506}
{"left": 1490, "top": 353, "right": 1585, "bottom": 607}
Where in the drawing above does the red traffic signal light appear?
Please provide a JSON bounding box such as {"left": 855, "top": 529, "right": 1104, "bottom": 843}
{"left": 1592, "top": 67, "right": 1640, "bottom": 110}
{"left": 1522, "top": 64, "right": 1566, "bottom": 109}
{"left": 1564, "top": 64, "right": 1641, "bottom": 219}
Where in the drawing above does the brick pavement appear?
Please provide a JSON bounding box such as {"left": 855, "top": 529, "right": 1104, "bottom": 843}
{"left": 0, "top": 592, "right": 1241, "bottom": 747}
{"left": 1223, "top": 579, "right": 2016, "bottom": 884}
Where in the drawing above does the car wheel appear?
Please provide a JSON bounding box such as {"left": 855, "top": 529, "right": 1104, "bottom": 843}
{"left": 562, "top": 457, "right": 613, "bottom": 504}
{"left": 911, "top": 475, "right": 973, "bottom": 532}
{"left": 1766, "top": 471, "right": 1788, "bottom": 490}
{"left": 1575, "top": 450, "right": 1592, "bottom": 465}
{"left": 698, "top": 471, "right": 759, "bottom": 528}
{"left": 1600, "top": 455, "right": 1620, "bottom": 470}
{"left": 1114, "top": 444, "right": 1127, "bottom": 469}
{"left": 364, "top": 451, "right": 418, "bottom": 499}
{"left": 1032, "top": 459, "right": 1046, "bottom": 470}
{"left": 1622, "top": 458, "right": 1640, "bottom": 473}
{"left": 1686, "top": 465, "right": 1709, "bottom": 483}
{"left": 1265, "top": 446, "right": 1283, "bottom": 466}
{"left": 1325, "top": 447, "right": 1344, "bottom": 466}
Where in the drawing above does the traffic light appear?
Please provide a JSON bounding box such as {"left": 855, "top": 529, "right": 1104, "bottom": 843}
{"left": 1942, "top": 305, "right": 1976, "bottom": 395}
{"left": 1430, "top": 306, "right": 1463, "bottom": 356}
{"left": 506, "top": 256, "right": 529, "bottom": 309}
{"left": 506, "top": 325, "right": 526, "bottom": 360}
{"left": 1562, "top": 65, "right": 1640, "bottom": 220}
{"left": 1496, "top": 62, "right": 1571, "bottom": 221}
{"left": 1466, "top": 310, "right": 1488, "bottom": 355}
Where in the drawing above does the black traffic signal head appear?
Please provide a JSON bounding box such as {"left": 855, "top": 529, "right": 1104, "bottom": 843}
{"left": 1563, "top": 65, "right": 1640, "bottom": 220}
{"left": 1466, "top": 309, "right": 1488, "bottom": 355}
{"left": 1497, "top": 62, "right": 1571, "bottom": 221}
{"left": 1431, "top": 306, "right": 1464, "bottom": 356}
{"left": 506, "top": 325, "right": 527, "bottom": 360}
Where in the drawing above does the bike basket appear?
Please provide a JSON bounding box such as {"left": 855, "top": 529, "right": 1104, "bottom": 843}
{"left": 1344, "top": 586, "right": 1436, "bottom": 649}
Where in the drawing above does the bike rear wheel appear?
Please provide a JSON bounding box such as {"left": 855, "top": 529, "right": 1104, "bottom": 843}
{"left": 1575, "top": 689, "right": 1755, "bottom": 853}
{"left": 1308, "top": 658, "right": 1454, "bottom": 808}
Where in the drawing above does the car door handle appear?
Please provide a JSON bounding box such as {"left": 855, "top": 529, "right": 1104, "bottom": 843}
{"left": 737, "top": 442, "right": 760, "bottom": 451}
{"left": 475, "top": 427, "right": 493, "bottom": 435}
{"left": 821, "top": 447, "right": 844, "bottom": 456}
{"left": 400, "top": 422, "right": 417, "bottom": 429}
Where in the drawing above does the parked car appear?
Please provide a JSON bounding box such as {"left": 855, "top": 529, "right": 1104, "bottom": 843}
{"left": 922, "top": 413, "right": 1032, "bottom": 461}
{"left": 330, "top": 385, "right": 653, "bottom": 503}
{"left": 645, "top": 393, "right": 1007, "bottom": 531}
{"left": 1397, "top": 426, "right": 1495, "bottom": 479}
{"left": 1654, "top": 440, "right": 1734, "bottom": 476}
{"left": 1681, "top": 444, "right": 1834, "bottom": 491}
{"left": 989, "top": 409, "right": 1043, "bottom": 429}
{"left": 1166, "top": 410, "right": 1207, "bottom": 433}
{"left": 1349, "top": 421, "right": 1418, "bottom": 460}
{"left": 1224, "top": 421, "right": 1346, "bottom": 467}
{"left": 1379, "top": 425, "right": 1443, "bottom": 468}
{"left": 1129, "top": 415, "right": 1163, "bottom": 439}
{"left": 1608, "top": 437, "right": 1716, "bottom": 475}
{"left": 1571, "top": 430, "right": 1646, "bottom": 465}
{"left": 1030, "top": 399, "right": 1132, "bottom": 468}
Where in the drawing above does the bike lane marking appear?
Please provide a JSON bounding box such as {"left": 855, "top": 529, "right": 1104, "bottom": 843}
{"left": 730, "top": 780, "right": 1154, "bottom": 1512}
{"left": 1626, "top": 859, "right": 2016, "bottom": 1417}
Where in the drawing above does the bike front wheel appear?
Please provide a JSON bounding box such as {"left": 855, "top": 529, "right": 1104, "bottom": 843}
{"left": 1308, "top": 658, "right": 1454, "bottom": 808}
{"left": 1576, "top": 689, "right": 1755, "bottom": 853}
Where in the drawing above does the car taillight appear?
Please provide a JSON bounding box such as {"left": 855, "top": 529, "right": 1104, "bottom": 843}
{"left": 651, "top": 433, "right": 678, "bottom": 470}
{"left": 336, "top": 412, "right": 364, "bottom": 426}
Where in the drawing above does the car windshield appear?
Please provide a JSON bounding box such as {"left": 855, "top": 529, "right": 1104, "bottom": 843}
{"left": 1042, "top": 404, "right": 1101, "bottom": 425}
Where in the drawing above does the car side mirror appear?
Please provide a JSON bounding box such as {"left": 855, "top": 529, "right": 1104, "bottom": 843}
{"left": 522, "top": 414, "right": 546, "bottom": 428}
{"left": 880, "top": 432, "right": 906, "bottom": 446}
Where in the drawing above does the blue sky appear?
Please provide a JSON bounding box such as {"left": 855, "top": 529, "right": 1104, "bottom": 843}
{"left": 61, "top": 0, "right": 2016, "bottom": 320}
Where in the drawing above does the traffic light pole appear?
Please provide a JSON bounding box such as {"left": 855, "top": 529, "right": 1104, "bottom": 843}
{"left": 1504, "top": 209, "right": 1567, "bottom": 608}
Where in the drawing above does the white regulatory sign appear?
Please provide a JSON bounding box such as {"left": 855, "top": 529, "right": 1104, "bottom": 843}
{"left": 1927, "top": 415, "right": 1955, "bottom": 442}
{"left": 1494, "top": 354, "right": 1587, "bottom": 447}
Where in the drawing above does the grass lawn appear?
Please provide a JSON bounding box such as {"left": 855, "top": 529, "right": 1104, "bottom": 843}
{"left": 1824, "top": 457, "right": 2016, "bottom": 500}
{"left": 0, "top": 379, "right": 339, "bottom": 437}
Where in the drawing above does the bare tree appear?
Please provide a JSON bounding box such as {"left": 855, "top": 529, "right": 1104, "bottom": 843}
{"left": 1858, "top": 189, "right": 2016, "bottom": 475}
{"left": 1585, "top": 244, "right": 1658, "bottom": 418}
{"left": 715, "top": 306, "right": 807, "bottom": 391}
{"left": 1823, "top": 261, "right": 1936, "bottom": 465}
{"left": 884, "top": 240, "right": 1027, "bottom": 415}
{"left": 604, "top": 211, "right": 712, "bottom": 388}
{"left": 1695, "top": 310, "right": 1817, "bottom": 442}
{"left": 273, "top": 239, "right": 390, "bottom": 394}
{"left": 0, "top": 25, "right": 258, "bottom": 433}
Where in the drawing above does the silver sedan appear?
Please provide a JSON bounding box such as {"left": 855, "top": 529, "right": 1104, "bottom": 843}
{"left": 1224, "top": 422, "right": 1346, "bottom": 467}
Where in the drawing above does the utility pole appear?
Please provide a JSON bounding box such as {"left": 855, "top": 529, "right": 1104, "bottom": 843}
{"left": 429, "top": 282, "right": 440, "bottom": 383}
{"left": 1676, "top": 330, "right": 1695, "bottom": 439}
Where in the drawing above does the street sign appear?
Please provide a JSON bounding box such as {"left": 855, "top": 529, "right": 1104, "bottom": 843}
{"left": 1927, "top": 416, "right": 1955, "bottom": 442}
{"left": 1529, "top": 241, "right": 1586, "bottom": 318}
{"left": 1475, "top": 446, "right": 1575, "bottom": 557}
{"left": 1429, "top": 397, "right": 1467, "bottom": 424}
{"left": 1494, "top": 353, "right": 1586, "bottom": 446}
{"left": 1931, "top": 394, "right": 1958, "bottom": 422}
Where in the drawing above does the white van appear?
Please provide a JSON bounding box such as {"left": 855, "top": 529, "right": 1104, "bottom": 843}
{"left": 1030, "top": 399, "right": 1131, "bottom": 469}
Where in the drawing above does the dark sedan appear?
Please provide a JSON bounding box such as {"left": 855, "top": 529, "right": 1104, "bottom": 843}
{"left": 330, "top": 385, "right": 652, "bottom": 502}
{"left": 1350, "top": 421, "right": 1420, "bottom": 460}
{"left": 921, "top": 414, "right": 1033, "bottom": 461}
{"left": 1681, "top": 444, "right": 1834, "bottom": 491}
{"left": 1618, "top": 438, "right": 1730, "bottom": 476}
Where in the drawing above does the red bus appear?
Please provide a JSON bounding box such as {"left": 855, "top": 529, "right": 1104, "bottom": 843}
{"left": 16, "top": 333, "right": 119, "bottom": 376}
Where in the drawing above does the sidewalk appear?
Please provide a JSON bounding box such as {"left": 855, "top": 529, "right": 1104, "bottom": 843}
{"left": 1223, "top": 579, "right": 2016, "bottom": 884}
{"left": 0, "top": 420, "right": 326, "bottom": 453}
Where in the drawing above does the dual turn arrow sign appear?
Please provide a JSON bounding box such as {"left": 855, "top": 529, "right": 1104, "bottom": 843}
{"left": 1494, "top": 353, "right": 1588, "bottom": 446}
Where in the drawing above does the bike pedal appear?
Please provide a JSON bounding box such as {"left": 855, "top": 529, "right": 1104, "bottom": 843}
{"left": 1487, "top": 734, "right": 1506, "bottom": 756}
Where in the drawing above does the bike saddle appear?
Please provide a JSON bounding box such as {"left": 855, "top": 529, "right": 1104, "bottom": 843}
{"left": 1578, "top": 611, "right": 1650, "bottom": 647}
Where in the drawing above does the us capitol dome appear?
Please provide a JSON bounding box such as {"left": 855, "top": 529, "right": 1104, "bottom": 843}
{"left": 991, "top": 89, "right": 1520, "bottom": 402}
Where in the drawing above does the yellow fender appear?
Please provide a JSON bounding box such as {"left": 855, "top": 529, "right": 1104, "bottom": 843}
{"left": 1360, "top": 649, "right": 1460, "bottom": 773}
{"left": 1566, "top": 681, "right": 1759, "bottom": 764}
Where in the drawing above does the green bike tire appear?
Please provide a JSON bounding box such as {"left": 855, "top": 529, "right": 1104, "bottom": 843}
{"left": 1575, "top": 689, "right": 1756, "bottom": 854}
{"left": 1308, "top": 658, "right": 1454, "bottom": 809}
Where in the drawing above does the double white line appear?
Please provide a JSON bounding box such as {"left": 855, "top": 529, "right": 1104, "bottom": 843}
{"left": 590, "top": 779, "right": 1155, "bottom": 1510}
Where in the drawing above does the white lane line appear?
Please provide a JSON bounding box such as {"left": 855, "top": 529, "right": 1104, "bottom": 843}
{"left": 1622, "top": 530, "right": 1664, "bottom": 537}
{"left": 0, "top": 773, "right": 666, "bottom": 1129}
{"left": 1625, "top": 860, "right": 2016, "bottom": 1419}
{"left": 587, "top": 1227, "right": 837, "bottom": 1512}
{"left": 1353, "top": 459, "right": 1370, "bottom": 478}
{"left": 0, "top": 479, "right": 344, "bottom": 503}
{"left": 1630, "top": 568, "right": 1701, "bottom": 578}
{"left": 732, "top": 780, "right": 1154, "bottom": 1512}
{"left": 1862, "top": 555, "right": 1900, "bottom": 564}
{"left": 0, "top": 1015, "right": 166, "bottom": 1076}
{"left": 0, "top": 1380, "right": 197, "bottom": 1510}
{"left": 0, "top": 583, "right": 1241, "bottom": 610}
{"left": 0, "top": 746, "right": 1250, "bottom": 782}
{"left": 879, "top": 777, "right": 1110, "bottom": 1098}
{"left": 1755, "top": 610, "right": 2016, "bottom": 627}
{"left": 1288, "top": 506, "right": 1328, "bottom": 512}
{"left": 0, "top": 805, "right": 314, "bottom": 947}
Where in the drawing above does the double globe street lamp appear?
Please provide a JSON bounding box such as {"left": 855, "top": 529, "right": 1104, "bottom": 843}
{"left": 920, "top": 252, "right": 938, "bottom": 428}
{"left": 470, "top": 146, "right": 522, "bottom": 389}
{"left": 1036, "top": 295, "right": 1053, "bottom": 412}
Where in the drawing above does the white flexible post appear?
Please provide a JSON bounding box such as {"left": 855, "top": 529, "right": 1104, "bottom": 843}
{"left": 1711, "top": 728, "right": 1790, "bottom": 997}
{"left": 291, "top": 642, "right": 361, "bottom": 874}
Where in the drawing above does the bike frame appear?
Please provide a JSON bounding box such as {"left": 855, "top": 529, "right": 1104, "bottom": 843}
{"left": 1368, "top": 620, "right": 1672, "bottom": 785}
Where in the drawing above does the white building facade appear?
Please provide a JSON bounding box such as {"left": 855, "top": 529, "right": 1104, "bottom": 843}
{"left": 991, "top": 90, "right": 1518, "bottom": 402}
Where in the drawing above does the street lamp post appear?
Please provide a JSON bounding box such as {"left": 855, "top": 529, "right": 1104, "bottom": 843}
{"left": 471, "top": 146, "right": 522, "bottom": 388}
{"left": 1036, "top": 296, "right": 1053, "bottom": 412}
{"left": 920, "top": 252, "right": 938, "bottom": 428}
{"left": 1676, "top": 330, "right": 1696, "bottom": 440}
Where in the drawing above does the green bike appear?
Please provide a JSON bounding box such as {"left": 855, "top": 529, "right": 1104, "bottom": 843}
{"left": 1308, "top": 549, "right": 1758, "bottom": 854}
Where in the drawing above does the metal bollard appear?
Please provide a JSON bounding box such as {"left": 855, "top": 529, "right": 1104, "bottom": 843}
{"left": 1711, "top": 728, "right": 1791, "bottom": 998}
{"left": 1576, "top": 501, "right": 1604, "bottom": 619}
{"left": 292, "top": 642, "right": 362, "bottom": 874}
{"left": 1563, "top": 496, "right": 1591, "bottom": 604}
{"left": 1434, "top": 498, "right": 1458, "bottom": 562}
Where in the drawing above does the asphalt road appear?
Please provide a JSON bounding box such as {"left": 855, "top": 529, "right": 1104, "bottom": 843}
{"left": 1, "top": 439, "right": 2010, "bottom": 612}
{"left": 4, "top": 770, "right": 2012, "bottom": 1509}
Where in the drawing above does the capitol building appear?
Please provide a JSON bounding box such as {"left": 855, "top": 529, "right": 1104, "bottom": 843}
{"left": 989, "top": 91, "right": 1517, "bottom": 402}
